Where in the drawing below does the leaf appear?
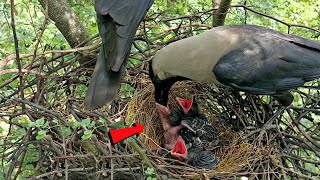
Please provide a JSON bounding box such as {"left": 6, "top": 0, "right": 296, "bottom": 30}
{"left": 29, "top": 122, "right": 36, "bottom": 128}
{"left": 119, "top": 84, "right": 135, "bottom": 98}
{"left": 43, "top": 121, "right": 49, "bottom": 127}
{"left": 81, "top": 118, "right": 91, "bottom": 127}
{"left": 36, "top": 130, "right": 47, "bottom": 140}
{"left": 110, "top": 121, "right": 126, "bottom": 129}
{"left": 35, "top": 118, "right": 45, "bottom": 128}
{"left": 71, "top": 121, "right": 81, "bottom": 129}
{"left": 82, "top": 130, "right": 93, "bottom": 140}
{"left": 61, "top": 127, "right": 72, "bottom": 138}
{"left": 145, "top": 167, "right": 155, "bottom": 176}
{"left": 90, "top": 121, "right": 96, "bottom": 128}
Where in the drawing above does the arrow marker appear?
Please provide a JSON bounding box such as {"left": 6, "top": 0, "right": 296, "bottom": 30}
{"left": 108, "top": 123, "right": 144, "bottom": 145}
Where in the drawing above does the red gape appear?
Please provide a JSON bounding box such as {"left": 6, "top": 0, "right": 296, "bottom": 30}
{"left": 171, "top": 137, "right": 188, "bottom": 161}
{"left": 176, "top": 97, "right": 193, "bottom": 113}
{"left": 155, "top": 103, "right": 188, "bottom": 161}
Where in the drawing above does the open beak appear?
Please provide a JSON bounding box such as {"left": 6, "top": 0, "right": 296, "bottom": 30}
{"left": 155, "top": 103, "right": 171, "bottom": 131}
{"left": 176, "top": 97, "right": 193, "bottom": 113}
{"left": 155, "top": 103, "right": 171, "bottom": 116}
{"left": 170, "top": 136, "right": 188, "bottom": 161}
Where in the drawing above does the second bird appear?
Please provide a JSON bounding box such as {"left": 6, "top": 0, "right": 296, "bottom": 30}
{"left": 85, "top": 0, "right": 154, "bottom": 110}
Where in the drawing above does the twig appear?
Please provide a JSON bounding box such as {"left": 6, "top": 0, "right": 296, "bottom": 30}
{"left": 2, "top": 44, "right": 99, "bottom": 64}
{"left": 232, "top": 5, "right": 320, "bottom": 34}
{"left": 128, "top": 140, "right": 161, "bottom": 179}
{"left": 286, "top": 109, "right": 320, "bottom": 149}
{"left": 10, "top": 0, "right": 25, "bottom": 110}
{"left": 25, "top": 0, "right": 49, "bottom": 77}
{"left": 0, "top": 69, "right": 45, "bottom": 76}
{"left": 11, "top": 98, "right": 61, "bottom": 120}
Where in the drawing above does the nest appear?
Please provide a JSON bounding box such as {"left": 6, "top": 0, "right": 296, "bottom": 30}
{"left": 124, "top": 74, "right": 320, "bottom": 179}
{"left": 126, "top": 77, "right": 271, "bottom": 173}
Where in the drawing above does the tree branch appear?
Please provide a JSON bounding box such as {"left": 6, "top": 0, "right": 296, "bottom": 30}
{"left": 10, "top": 0, "right": 25, "bottom": 110}
{"left": 38, "top": 0, "right": 90, "bottom": 48}
{"left": 212, "top": 0, "right": 232, "bottom": 27}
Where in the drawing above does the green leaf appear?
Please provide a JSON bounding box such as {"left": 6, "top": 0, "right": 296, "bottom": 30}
{"left": 36, "top": 130, "right": 47, "bottom": 140}
{"left": 61, "top": 127, "right": 72, "bottom": 138}
{"left": 119, "top": 84, "right": 135, "bottom": 98}
{"left": 90, "top": 120, "right": 96, "bottom": 128}
{"left": 0, "top": 171, "right": 4, "bottom": 179}
{"left": 145, "top": 167, "right": 155, "bottom": 176}
{"left": 35, "top": 118, "right": 45, "bottom": 128}
{"left": 82, "top": 130, "right": 93, "bottom": 140}
{"left": 29, "top": 122, "right": 36, "bottom": 128}
{"left": 81, "top": 118, "right": 91, "bottom": 127}
{"left": 43, "top": 121, "right": 49, "bottom": 127}
{"left": 70, "top": 121, "right": 81, "bottom": 129}
{"left": 98, "top": 118, "right": 106, "bottom": 125}
{"left": 110, "top": 121, "right": 126, "bottom": 129}
{"left": 17, "top": 116, "right": 31, "bottom": 128}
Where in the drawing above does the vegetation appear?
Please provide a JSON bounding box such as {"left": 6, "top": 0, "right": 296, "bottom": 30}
{"left": 0, "top": 0, "right": 319, "bottom": 179}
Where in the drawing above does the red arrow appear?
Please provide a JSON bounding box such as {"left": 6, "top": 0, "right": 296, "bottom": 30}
{"left": 108, "top": 123, "right": 144, "bottom": 145}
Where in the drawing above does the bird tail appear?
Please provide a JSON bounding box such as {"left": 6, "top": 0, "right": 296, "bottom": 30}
{"left": 84, "top": 47, "right": 126, "bottom": 110}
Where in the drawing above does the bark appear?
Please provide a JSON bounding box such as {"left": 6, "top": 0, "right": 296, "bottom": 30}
{"left": 212, "top": 0, "right": 221, "bottom": 9}
{"left": 212, "top": 0, "right": 232, "bottom": 27}
{"left": 38, "top": 0, "right": 90, "bottom": 48}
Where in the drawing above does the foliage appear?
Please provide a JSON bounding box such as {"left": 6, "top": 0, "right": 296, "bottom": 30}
{"left": 145, "top": 167, "right": 157, "bottom": 180}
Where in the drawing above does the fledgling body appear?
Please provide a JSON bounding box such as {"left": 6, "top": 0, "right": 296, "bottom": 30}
{"left": 156, "top": 102, "right": 219, "bottom": 169}
{"left": 167, "top": 97, "right": 220, "bottom": 169}
{"left": 173, "top": 97, "right": 219, "bottom": 148}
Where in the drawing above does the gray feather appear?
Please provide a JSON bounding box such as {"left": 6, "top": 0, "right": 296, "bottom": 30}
{"left": 85, "top": 0, "right": 154, "bottom": 109}
{"left": 84, "top": 47, "right": 127, "bottom": 110}
{"left": 95, "top": 0, "right": 154, "bottom": 71}
{"left": 213, "top": 28, "right": 320, "bottom": 95}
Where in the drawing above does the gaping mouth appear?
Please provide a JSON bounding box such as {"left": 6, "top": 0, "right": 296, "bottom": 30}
{"left": 170, "top": 136, "right": 188, "bottom": 161}
{"left": 176, "top": 97, "right": 193, "bottom": 113}
{"left": 155, "top": 103, "right": 170, "bottom": 116}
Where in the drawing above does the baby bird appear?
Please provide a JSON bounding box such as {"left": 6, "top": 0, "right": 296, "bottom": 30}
{"left": 175, "top": 97, "right": 219, "bottom": 148}
{"left": 167, "top": 97, "right": 220, "bottom": 168}
{"left": 188, "top": 145, "right": 219, "bottom": 169}
{"left": 156, "top": 102, "right": 219, "bottom": 169}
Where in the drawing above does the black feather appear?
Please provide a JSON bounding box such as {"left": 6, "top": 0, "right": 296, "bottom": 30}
{"left": 188, "top": 146, "right": 219, "bottom": 169}
{"left": 168, "top": 97, "right": 220, "bottom": 168}
{"left": 213, "top": 26, "right": 320, "bottom": 97}
{"left": 85, "top": 0, "right": 154, "bottom": 109}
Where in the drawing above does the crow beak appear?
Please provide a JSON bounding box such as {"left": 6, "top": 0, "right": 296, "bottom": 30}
{"left": 153, "top": 78, "right": 171, "bottom": 106}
